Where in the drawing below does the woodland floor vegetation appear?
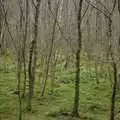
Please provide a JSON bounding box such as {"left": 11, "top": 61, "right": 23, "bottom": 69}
{"left": 0, "top": 57, "right": 120, "bottom": 120}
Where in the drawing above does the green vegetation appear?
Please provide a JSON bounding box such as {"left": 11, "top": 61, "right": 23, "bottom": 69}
{"left": 0, "top": 61, "right": 120, "bottom": 120}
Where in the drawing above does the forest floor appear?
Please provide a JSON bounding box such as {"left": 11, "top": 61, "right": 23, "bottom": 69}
{"left": 1, "top": 62, "right": 120, "bottom": 120}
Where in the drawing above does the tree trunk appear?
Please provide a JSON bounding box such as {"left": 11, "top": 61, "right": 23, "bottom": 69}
{"left": 118, "top": 0, "right": 120, "bottom": 14}
{"left": 17, "top": 54, "right": 22, "bottom": 120}
{"left": 22, "top": 0, "right": 29, "bottom": 98}
{"left": 107, "top": 13, "right": 117, "bottom": 120}
{"left": 72, "top": 0, "right": 83, "bottom": 117}
{"left": 41, "top": 2, "right": 59, "bottom": 96}
{"left": 110, "top": 62, "right": 117, "bottom": 120}
{"left": 27, "top": 0, "right": 41, "bottom": 111}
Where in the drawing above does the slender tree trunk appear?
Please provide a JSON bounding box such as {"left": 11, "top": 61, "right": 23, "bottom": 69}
{"left": 86, "top": 8, "right": 92, "bottom": 77}
{"left": 27, "top": 0, "right": 41, "bottom": 111}
{"left": 118, "top": 0, "right": 120, "bottom": 14}
{"left": 94, "top": 60, "right": 99, "bottom": 84}
{"left": 118, "top": 0, "right": 120, "bottom": 61}
{"left": 110, "top": 1, "right": 120, "bottom": 119}
{"left": 50, "top": 52, "right": 58, "bottom": 93}
{"left": 108, "top": 66, "right": 113, "bottom": 87}
{"left": 110, "top": 62, "right": 117, "bottom": 120}
{"left": 22, "top": 0, "right": 29, "bottom": 98}
{"left": 17, "top": 54, "right": 22, "bottom": 120}
{"left": 107, "top": 14, "right": 117, "bottom": 120}
{"left": 94, "top": 0, "right": 102, "bottom": 84}
{"left": 41, "top": 3, "right": 59, "bottom": 96}
{"left": 72, "top": 0, "right": 83, "bottom": 117}
{"left": 17, "top": 1, "right": 23, "bottom": 119}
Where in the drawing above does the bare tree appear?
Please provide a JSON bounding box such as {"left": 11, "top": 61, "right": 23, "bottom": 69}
{"left": 17, "top": 49, "right": 22, "bottom": 120}
{"left": 85, "top": 0, "right": 118, "bottom": 120}
{"left": 22, "top": 0, "right": 29, "bottom": 97}
{"left": 27, "top": 0, "right": 41, "bottom": 111}
{"left": 41, "top": 1, "right": 59, "bottom": 96}
{"left": 72, "top": 0, "right": 83, "bottom": 117}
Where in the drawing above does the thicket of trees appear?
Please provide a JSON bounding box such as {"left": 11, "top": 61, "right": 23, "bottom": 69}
{"left": 0, "top": 0, "right": 120, "bottom": 120}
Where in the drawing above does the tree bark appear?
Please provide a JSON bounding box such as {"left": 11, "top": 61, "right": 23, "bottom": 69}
{"left": 72, "top": 0, "right": 83, "bottom": 117}
{"left": 27, "top": 0, "right": 41, "bottom": 111}
{"left": 118, "top": 0, "right": 120, "bottom": 13}
{"left": 110, "top": 62, "right": 117, "bottom": 120}
{"left": 17, "top": 57, "right": 22, "bottom": 120}
{"left": 22, "top": 0, "right": 29, "bottom": 98}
